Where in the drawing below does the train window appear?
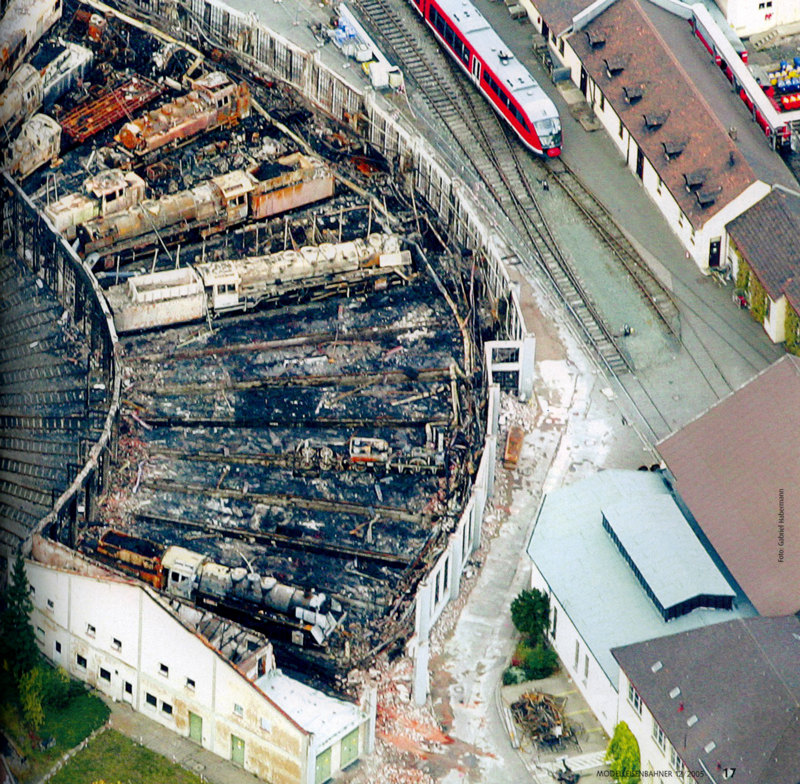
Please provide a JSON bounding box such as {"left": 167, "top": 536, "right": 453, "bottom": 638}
{"left": 77, "top": 654, "right": 87, "bottom": 669}
{"left": 146, "top": 692, "right": 157, "bottom": 708}
{"left": 100, "top": 668, "right": 111, "bottom": 682}
{"left": 160, "top": 663, "right": 169, "bottom": 677}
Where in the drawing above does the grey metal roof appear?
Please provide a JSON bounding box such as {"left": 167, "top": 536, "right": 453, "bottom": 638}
{"left": 602, "top": 495, "right": 735, "bottom": 614}
{"left": 612, "top": 617, "right": 800, "bottom": 784}
{"left": 526, "top": 470, "right": 753, "bottom": 687}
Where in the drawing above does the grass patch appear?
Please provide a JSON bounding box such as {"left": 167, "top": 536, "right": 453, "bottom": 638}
{"left": 1, "top": 688, "right": 109, "bottom": 782}
{"left": 48, "top": 729, "right": 204, "bottom": 784}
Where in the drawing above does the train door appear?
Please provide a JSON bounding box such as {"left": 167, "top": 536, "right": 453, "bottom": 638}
{"left": 471, "top": 56, "right": 482, "bottom": 85}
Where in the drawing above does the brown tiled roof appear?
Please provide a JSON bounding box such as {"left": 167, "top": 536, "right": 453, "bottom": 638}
{"left": 727, "top": 188, "right": 800, "bottom": 300}
{"left": 785, "top": 276, "right": 800, "bottom": 312}
{"left": 658, "top": 355, "right": 800, "bottom": 616}
{"left": 571, "top": 0, "right": 759, "bottom": 229}
{"left": 531, "top": 0, "right": 595, "bottom": 38}
{"left": 612, "top": 617, "right": 800, "bottom": 784}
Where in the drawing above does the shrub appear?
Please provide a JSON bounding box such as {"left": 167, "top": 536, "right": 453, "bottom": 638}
{"left": 521, "top": 644, "right": 558, "bottom": 681}
{"left": 606, "top": 721, "right": 641, "bottom": 784}
{"left": 42, "top": 666, "right": 71, "bottom": 710}
{"left": 502, "top": 666, "right": 527, "bottom": 686}
{"left": 19, "top": 667, "right": 44, "bottom": 731}
{"left": 510, "top": 589, "right": 550, "bottom": 646}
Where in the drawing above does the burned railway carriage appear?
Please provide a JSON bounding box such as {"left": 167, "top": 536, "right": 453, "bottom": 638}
{"left": 90, "top": 530, "right": 342, "bottom": 646}
{"left": 412, "top": 0, "right": 561, "bottom": 155}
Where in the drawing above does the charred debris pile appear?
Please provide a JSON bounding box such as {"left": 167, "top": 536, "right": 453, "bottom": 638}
{"left": 15, "top": 0, "right": 505, "bottom": 693}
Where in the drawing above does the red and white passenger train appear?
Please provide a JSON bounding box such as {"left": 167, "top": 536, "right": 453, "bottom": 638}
{"left": 411, "top": 0, "right": 561, "bottom": 156}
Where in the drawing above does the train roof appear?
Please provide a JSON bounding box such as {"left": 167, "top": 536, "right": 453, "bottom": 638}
{"left": 435, "top": 0, "right": 557, "bottom": 122}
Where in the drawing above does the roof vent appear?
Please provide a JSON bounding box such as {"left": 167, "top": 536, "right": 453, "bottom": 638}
{"left": 604, "top": 56, "right": 628, "bottom": 77}
{"left": 651, "top": 661, "right": 663, "bottom": 673}
{"left": 623, "top": 85, "right": 644, "bottom": 104}
{"left": 644, "top": 111, "right": 669, "bottom": 131}
{"left": 697, "top": 187, "right": 723, "bottom": 207}
{"left": 729, "top": 150, "right": 737, "bottom": 167}
{"left": 704, "top": 741, "right": 717, "bottom": 753}
{"left": 587, "top": 29, "right": 606, "bottom": 49}
{"left": 498, "top": 50, "right": 512, "bottom": 64}
{"left": 684, "top": 168, "right": 710, "bottom": 191}
{"left": 669, "top": 687, "right": 681, "bottom": 699}
{"left": 687, "top": 714, "right": 699, "bottom": 727}
{"left": 663, "top": 139, "right": 687, "bottom": 160}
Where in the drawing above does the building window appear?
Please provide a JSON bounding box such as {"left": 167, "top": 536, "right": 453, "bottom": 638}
{"left": 628, "top": 682, "right": 643, "bottom": 716}
{"left": 55, "top": 641, "right": 62, "bottom": 653}
{"left": 670, "top": 744, "right": 687, "bottom": 775}
{"left": 234, "top": 703, "right": 244, "bottom": 718}
{"left": 112, "top": 638, "right": 121, "bottom": 651}
{"left": 260, "top": 716, "right": 271, "bottom": 732}
{"left": 186, "top": 677, "right": 196, "bottom": 691}
{"left": 765, "top": 298, "right": 771, "bottom": 320}
{"left": 652, "top": 720, "right": 666, "bottom": 751}
{"left": 551, "top": 606, "right": 558, "bottom": 638}
{"left": 159, "top": 663, "right": 169, "bottom": 677}
{"left": 583, "top": 655, "right": 590, "bottom": 682}
{"left": 559, "top": 38, "right": 565, "bottom": 55}
{"left": 146, "top": 693, "right": 157, "bottom": 708}
{"left": 656, "top": 177, "right": 662, "bottom": 195}
{"left": 100, "top": 668, "right": 111, "bottom": 682}
{"left": 162, "top": 702, "right": 173, "bottom": 716}
{"left": 76, "top": 654, "right": 87, "bottom": 669}
{"left": 47, "top": 599, "right": 54, "bottom": 610}
{"left": 599, "top": 93, "right": 605, "bottom": 112}
{"left": 678, "top": 212, "right": 685, "bottom": 228}
{"left": 125, "top": 681, "right": 133, "bottom": 695}
{"left": 619, "top": 119, "right": 624, "bottom": 138}
{"left": 86, "top": 624, "right": 96, "bottom": 638}
{"left": 36, "top": 626, "right": 44, "bottom": 639}
{"left": 574, "top": 640, "right": 580, "bottom": 670}
{"left": 29, "top": 586, "right": 35, "bottom": 596}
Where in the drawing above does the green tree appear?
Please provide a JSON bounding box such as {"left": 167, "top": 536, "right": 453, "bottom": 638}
{"left": 605, "top": 721, "right": 641, "bottom": 784}
{"left": 19, "top": 667, "right": 44, "bottom": 731}
{"left": 510, "top": 589, "right": 550, "bottom": 644}
{"left": 0, "top": 553, "right": 39, "bottom": 678}
{"left": 42, "top": 665, "right": 71, "bottom": 709}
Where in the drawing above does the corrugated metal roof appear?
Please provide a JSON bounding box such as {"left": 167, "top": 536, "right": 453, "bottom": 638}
{"left": 658, "top": 355, "right": 800, "bottom": 616}
{"left": 603, "top": 495, "right": 735, "bottom": 614}
{"left": 255, "top": 670, "right": 365, "bottom": 748}
{"left": 526, "top": 470, "right": 751, "bottom": 686}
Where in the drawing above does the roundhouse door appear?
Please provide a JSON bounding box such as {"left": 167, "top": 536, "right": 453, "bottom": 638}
{"left": 471, "top": 57, "right": 481, "bottom": 84}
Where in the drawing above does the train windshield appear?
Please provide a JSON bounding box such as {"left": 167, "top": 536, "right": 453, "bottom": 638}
{"left": 534, "top": 117, "right": 562, "bottom": 149}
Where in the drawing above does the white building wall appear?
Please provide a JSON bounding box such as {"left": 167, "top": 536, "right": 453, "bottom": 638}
{"left": 530, "top": 559, "right": 618, "bottom": 735}
{"left": 617, "top": 670, "right": 684, "bottom": 784}
{"left": 719, "top": 0, "right": 800, "bottom": 38}
{"left": 26, "top": 561, "right": 312, "bottom": 784}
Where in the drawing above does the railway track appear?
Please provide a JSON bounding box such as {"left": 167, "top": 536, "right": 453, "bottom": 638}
{"left": 352, "top": 0, "right": 631, "bottom": 373}
{"left": 545, "top": 158, "right": 681, "bottom": 337}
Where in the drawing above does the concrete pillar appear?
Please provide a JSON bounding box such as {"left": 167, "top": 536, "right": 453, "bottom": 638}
{"left": 449, "top": 529, "right": 463, "bottom": 601}
{"left": 413, "top": 638, "right": 430, "bottom": 706}
{"left": 364, "top": 684, "right": 377, "bottom": 754}
{"left": 485, "top": 433, "right": 497, "bottom": 501}
{"left": 518, "top": 335, "right": 536, "bottom": 401}
{"left": 487, "top": 383, "right": 501, "bottom": 437}
{"left": 415, "top": 580, "right": 432, "bottom": 641}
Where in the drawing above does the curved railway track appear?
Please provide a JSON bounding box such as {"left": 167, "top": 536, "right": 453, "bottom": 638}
{"left": 351, "top": 0, "right": 632, "bottom": 374}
